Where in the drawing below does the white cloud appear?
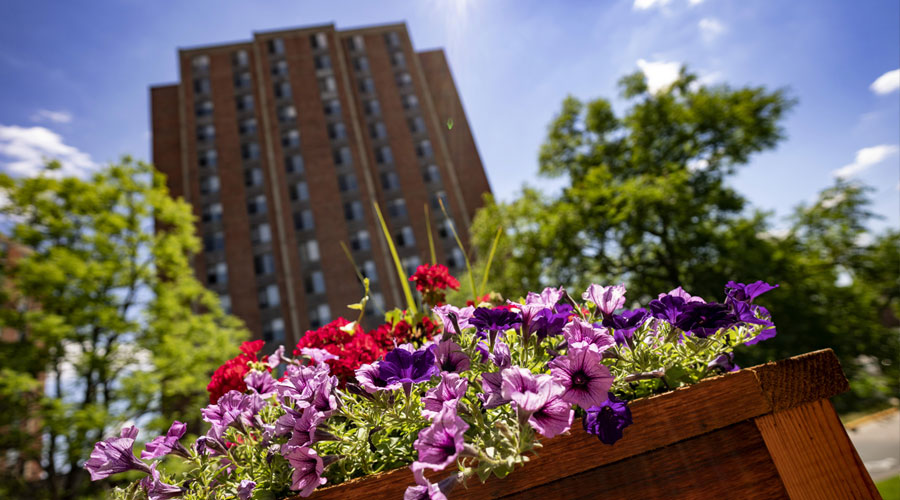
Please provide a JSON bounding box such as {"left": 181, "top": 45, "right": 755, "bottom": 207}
{"left": 636, "top": 59, "right": 681, "bottom": 93}
{"left": 698, "top": 17, "right": 725, "bottom": 40}
{"left": 870, "top": 69, "right": 900, "bottom": 95}
{"left": 30, "top": 109, "right": 73, "bottom": 124}
{"left": 832, "top": 144, "right": 899, "bottom": 179}
{"left": 688, "top": 0, "right": 705, "bottom": 5}
{"left": 0, "top": 125, "right": 96, "bottom": 178}
{"left": 633, "top": 0, "right": 671, "bottom": 10}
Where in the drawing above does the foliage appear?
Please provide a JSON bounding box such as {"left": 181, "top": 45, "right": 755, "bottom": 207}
{"left": 0, "top": 158, "right": 247, "bottom": 499}
{"left": 469, "top": 68, "right": 898, "bottom": 412}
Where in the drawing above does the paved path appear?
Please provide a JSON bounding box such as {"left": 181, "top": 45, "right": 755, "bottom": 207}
{"left": 846, "top": 409, "right": 900, "bottom": 482}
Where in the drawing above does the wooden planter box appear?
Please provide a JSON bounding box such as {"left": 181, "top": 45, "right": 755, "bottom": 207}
{"left": 306, "top": 349, "right": 880, "bottom": 499}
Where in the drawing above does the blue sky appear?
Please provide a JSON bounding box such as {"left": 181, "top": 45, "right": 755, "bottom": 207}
{"left": 1, "top": 0, "right": 898, "bottom": 232}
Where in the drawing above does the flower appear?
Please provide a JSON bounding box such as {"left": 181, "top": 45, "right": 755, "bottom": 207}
{"left": 355, "top": 362, "right": 402, "bottom": 393}
{"left": 658, "top": 286, "right": 705, "bottom": 304}
{"left": 141, "top": 421, "right": 189, "bottom": 460}
{"left": 413, "top": 403, "right": 469, "bottom": 472}
{"left": 475, "top": 340, "right": 511, "bottom": 368}
{"left": 244, "top": 369, "right": 277, "bottom": 397}
{"left": 238, "top": 479, "right": 257, "bottom": 500}
{"left": 140, "top": 462, "right": 182, "bottom": 500}
{"left": 530, "top": 308, "right": 570, "bottom": 341}
{"left": 301, "top": 347, "right": 339, "bottom": 364}
{"left": 84, "top": 425, "right": 151, "bottom": 480}
{"left": 267, "top": 345, "right": 285, "bottom": 369}
{"left": 404, "top": 467, "right": 458, "bottom": 500}
{"left": 674, "top": 302, "right": 738, "bottom": 338}
{"left": 648, "top": 294, "right": 688, "bottom": 325}
{"left": 602, "top": 308, "right": 650, "bottom": 345}
{"left": 422, "top": 372, "right": 468, "bottom": 419}
{"left": 549, "top": 346, "right": 613, "bottom": 408}
{"left": 741, "top": 304, "right": 777, "bottom": 345}
{"left": 478, "top": 371, "right": 509, "bottom": 409}
{"left": 525, "top": 286, "right": 564, "bottom": 308}
{"left": 379, "top": 343, "right": 438, "bottom": 385}
{"left": 409, "top": 264, "right": 460, "bottom": 304}
{"left": 724, "top": 280, "right": 778, "bottom": 304}
{"left": 201, "top": 390, "right": 265, "bottom": 440}
{"left": 708, "top": 352, "right": 739, "bottom": 372}
{"left": 284, "top": 446, "right": 328, "bottom": 496}
{"left": 432, "top": 340, "right": 470, "bottom": 373}
{"left": 470, "top": 307, "right": 521, "bottom": 335}
{"left": 276, "top": 406, "right": 335, "bottom": 449}
{"left": 207, "top": 340, "right": 266, "bottom": 403}
{"left": 582, "top": 283, "right": 626, "bottom": 317}
{"left": 432, "top": 304, "right": 475, "bottom": 335}
{"left": 583, "top": 393, "right": 633, "bottom": 445}
{"left": 528, "top": 391, "right": 574, "bottom": 438}
{"left": 562, "top": 318, "right": 615, "bottom": 353}
{"left": 500, "top": 367, "right": 559, "bottom": 414}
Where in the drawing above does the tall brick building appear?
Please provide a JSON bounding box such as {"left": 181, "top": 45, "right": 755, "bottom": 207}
{"left": 150, "top": 22, "right": 491, "bottom": 349}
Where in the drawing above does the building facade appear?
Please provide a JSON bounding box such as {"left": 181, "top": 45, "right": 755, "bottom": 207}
{"left": 150, "top": 23, "right": 491, "bottom": 349}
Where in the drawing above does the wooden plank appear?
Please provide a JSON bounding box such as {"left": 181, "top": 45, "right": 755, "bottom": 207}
{"left": 755, "top": 399, "right": 880, "bottom": 500}
{"left": 753, "top": 349, "right": 849, "bottom": 412}
{"left": 498, "top": 421, "right": 789, "bottom": 500}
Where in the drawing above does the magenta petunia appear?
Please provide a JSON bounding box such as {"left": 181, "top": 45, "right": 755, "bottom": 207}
{"left": 139, "top": 462, "right": 182, "bottom": 500}
{"left": 549, "top": 346, "right": 613, "bottom": 408}
{"left": 562, "top": 318, "right": 615, "bottom": 353}
{"left": 582, "top": 283, "right": 626, "bottom": 316}
{"left": 432, "top": 340, "right": 470, "bottom": 373}
{"left": 244, "top": 369, "right": 277, "bottom": 397}
{"left": 83, "top": 425, "right": 151, "bottom": 480}
{"left": 500, "top": 366, "right": 561, "bottom": 414}
{"left": 422, "top": 372, "right": 468, "bottom": 419}
{"left": 284, "top": 446, "right": 329, "bottom": 496}
{"left": 141, "top": 421, "right": 189, "bottom": 460}
{"left": 528, "top": 391, "right": 574, "bottom": 438}
{"left": 355, "top": 362, "right": 402, "bottom": 393}
{"left": 478, "top": 371, "right": 510, "bottom": 409}
{"left": 237, "top": 479, "right": 257, "bottom": 500}
{"left": 413, "top": 403, "right": 469, "bottom": 472}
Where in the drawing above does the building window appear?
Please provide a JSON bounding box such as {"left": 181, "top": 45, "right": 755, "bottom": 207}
{"left": 314, "top": 54, "right": 332, "bottom": 71}
{"left": 387, "top": 198, "right": 407, "bottom": 218}
{"left": 348, "top": 35, "right": 365, "bottom": 51}
{"left": 350, "top": 230, "right": 370, "bottom": 251}
{"left": 200, "top": 175, "right": 220, "bottom": 195}
{"left": 237, "top": 94, "right": 254, "bottom": 112}
{"left": 409, "top": 116, "right": 426, "bottom": 134}
{"left": 402, "top": 94, "right": 419, "bottom": 110}
{"left": 259, "top": 284, "right": 280, "bottom": 309}
{"left": 385, "top": 31, "right": 401, "bottom": 48}
{"left": 432, "top": 190, "right": 448, "bottom": 210}
{"left": 424, "top": 164, "right": 441, "bottom": 184}
{"left": 448, "top": 247, "right": 465, "bottom": 269}
{"left": 272, "top": 60, "right": 289, "bottom": 76}
{"left": 369, "top": 122, "right": 387, "bottom": 140}
{"left": 365, "top": 99, "right": 381, "bottom": 116}
{"left": 279, "top": 106, "right": 297, "bottom": 124}
{"left": 295, "top": 209, "right": 315, "bottom": 231}
{"left": 204, "top": 232, "right": 225, "bottom": 252}
{"left": 375, "top": 146, "right": 393, "bottom": 165}
{"left": 197, "top": 124, "right": 215, "bottom": 142}
{"left": 310, "top": 304, "right": 331, "bottom": 329}
{"left": 195, "top": 100, "right": 214, "bottom": 117}
{"left": 401, "top": 255, "right": 421, "bottom": 277}
{"left": 240, "top": 118, "right": 257, "bottom": 136}
{"left": 254, "top": 253, "right": 275, "bottom": 276}
{"left": 338, "top": 173, "right": 358, "bottom": 192}
{"left": 396, "top": 226, "right": 416, "bottom": 248}
{"left": 220, "top": 293, "right": 232, "bottom": 314}
{"left": 328, "top": 122, "right": 347, "bottom": 140}
{"left": 202, "top": 202, "right": 223, "bottom": 223}
{"left": 417, "top": 140, "right": 434, "bottom": 159}
{"left": 319, "top": 76, "right": 337, "bottom": 94}
{"left": 438, "top": 218, "right": 454, "bottom": 239}
{"left": 358, "top": 77, "right": 375, "bottom": 93}
{"left": 300, "top": 240, "right": 320, "bottom": 263}
{"left": 396, "top": 72, "right": 412, "bottom": 87}
{"left": 252, "top": 223, "right": 272, "bottom": 244}
{"left": 311, "top": 32, "right": 328, "bottom": 50}
{"left": 391, "top": 51, "right": 406, "bottom": 68}
{"left": 233, "top": 50, "right": 249, "bottom": 67}
{"left": 306, "top": 271, "right": 326, "bottom": 295}
{"left": 369, "top": 292, "right": 385, "bottom": 314}
{"left": 381, "top": 171, "right": 400, "bottom": 191}
{"left": 207, "top": 261, "right": 227, "bottom": 285}
{"left": 291, "top": 181, "right": 309, "bottom": 202}
{"left": 192, "top": 55, "right": 210, "bottom": 72}
{"left": 362, "top": 260, "right": 378, "bottom": 283}
{"left": 354, "top": 56, "right": 369, "bottom": 72}
{"left": 285, "top": 154, "right": 304, "bottom": 174}
{"left": 263, "top": 318, "right": 285, "bottom": 342}
{"left": 344, "top": 201, "right": 363, "bottom": 221}
{"left": 247, "top": 194, "right": 267, "bottom": 215}
{"left": 242, "top": 142, "right": 260, "bottom": 161}
{"left": 275, "top": 81, "right": 292, "bottom": 99}
{"left": 282, "top": 129, "right": 301, "bottom": 148}
{"left": 323, "top": 99, "right": 341, "bottom": 117}
{"left": 268, "top": 38, "right": 285, "bottom": 55}
{"left": 333, "top": 146, "right": 352, "bottom": 166}
{"left": 194, "top": 77, "right": 211, "bottom": 95}
{"left": 234, "top": 72, "right": 252, "bottom": 89}
{"left": 199, "top": 149, "right": 218, "bottom": 168}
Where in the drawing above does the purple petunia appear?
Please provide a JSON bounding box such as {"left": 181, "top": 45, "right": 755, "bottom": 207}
{"left": 724, "top": 280, "right": 778, "bottom": 304}
{"left": 432, "top": 304, "right": 475, "bottom": 335}
{"left": 276, "top": 363, "right": 331, "bottom": 404}
{"left": 528, "top": 390, "right": 574, "bottom": 438}
{"left": 500, "top": 367, "right": 573, "bottom": 437}
{"left": 469, "top": 307, "right": 521, "bottom": 349}
{"left": 648, "top": 294, "right": 689, "bottom": 325}
{"left": 140, "top": 462, "right": 183, "bottom": 500}
{"left": 601, "top": 308, "right": 650, "bottom": 345}
{"left": 413, "top": 403, "right": 469, "bottom": 472}
{"left": 475, "top": 340, "right": 511, "bottom": 369}
{"left": 237, "top": 479, "right": 257, "bottom": 500}
{"left": 562, "top": 318, "right": 615, "bottom": 353}
{"left": 422, "top": 372, "right": 468, "bottom": 419}
{"left": 658, "top": 286, "right": 706, "bottom": 304}
{"left": 244, "top": 370, "right": 277, "bottom": 397}
{"left": 276, "top": 406, "right": 333, "bottom": 449}
{"left": 83, "top": 425, "right": 151, "bottom": 480}
{"left": 201, "top": 390, "right": 265, "bottom": 440}
{"left": 380, "top": 343, "right": 438, "bottom": 385}
{"left": 301, "top": 347, "right": 339, "bottom": 365}
{"left": 708, "top": 352, "right": 739, "bottom": 372}
{"left": 478, "top": 371, "right": 510, "bottom": 409}
{"left": 284, "top": 446, "right": 330, "bottom": 497}
{"left": 267, "top": 345, "right": 285, "bottom": 370}
{"left": 432, "top": 340, "right": 471, "bottom": 373}
{"left": 583, "top": 393, "right": 633, "bottom": 445}
{"left": 405, "top": 467, "right": 458, "bottom": 500}
{"left": 355, "top": 362, "right": 402, "bottom": 393}
{"left": 549, "top": 346, "right": 613, "bottom": 408}
{"left": 141, "top": 421, "right": 189, "bottom": 460}
{"left": 582, "top": 283, "right": 626, "bottom": 317}
{"left": 674, "top": 302, "right": 739, "bottom": 338}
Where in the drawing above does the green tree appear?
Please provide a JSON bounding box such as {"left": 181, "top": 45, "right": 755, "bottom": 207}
{"left": 470, "top": 68, "right": 897, "bottom": 411}
{"left": 0, "top": 158, "right": 247, "bottom": 499}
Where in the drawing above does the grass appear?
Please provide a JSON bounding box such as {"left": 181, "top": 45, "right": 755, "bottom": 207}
{"left": 877, "top": 475, "right": 900, "bottom": 500}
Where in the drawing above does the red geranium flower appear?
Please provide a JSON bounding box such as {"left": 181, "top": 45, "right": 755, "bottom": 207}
{"left": 409, "top": 264, "right": 460, "bottom": 305}
{"left": 207, "top": 340, "right": 265, "bottom": 403}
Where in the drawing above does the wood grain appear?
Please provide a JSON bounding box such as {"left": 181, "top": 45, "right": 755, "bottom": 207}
{"left": 498, "top": 421, "right": 789, "bottom": 500}
{"left": 755, "top": 399, "right": 880, "bottom": 500}
{"left": 753, "top": 349, "right": 849, "bottom": 413}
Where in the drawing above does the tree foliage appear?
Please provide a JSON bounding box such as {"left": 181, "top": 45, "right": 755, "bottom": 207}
{"left": 0, "top": 158, "right": 247, "bottom": 499}
{"left": 470, "top": 69, "right": 898, "bottom": 412}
